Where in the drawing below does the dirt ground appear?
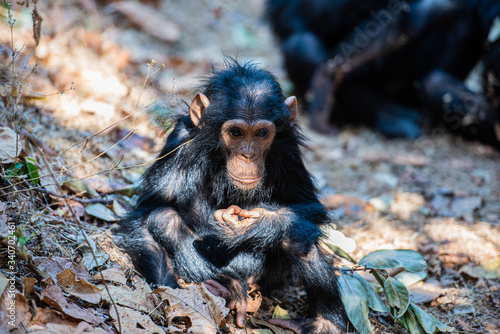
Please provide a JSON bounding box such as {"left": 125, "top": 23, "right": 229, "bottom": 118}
{"left": 0, "top": 0, "right": 499, "bottom": 333}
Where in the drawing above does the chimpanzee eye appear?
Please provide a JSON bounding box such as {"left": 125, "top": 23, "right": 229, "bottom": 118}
{"left": 255, "top": 128, "right": 269, "bottom": 138}
{"left": 229, "top": 127, "right": 243, "bottom": 137}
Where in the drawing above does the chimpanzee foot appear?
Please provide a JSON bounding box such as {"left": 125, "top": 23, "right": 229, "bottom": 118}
{"left": 269, "top": 316, "right": 344, "bottom": 334}
{"left": 205, "top": 280, "right": 248, "bottom": 328}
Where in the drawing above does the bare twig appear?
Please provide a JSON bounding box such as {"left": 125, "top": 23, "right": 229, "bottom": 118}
{"left": 0, "top": 268, "right": 42, "bottom": 293}
{"left": 33, "top": 188, "right": 113, "bottom": 204}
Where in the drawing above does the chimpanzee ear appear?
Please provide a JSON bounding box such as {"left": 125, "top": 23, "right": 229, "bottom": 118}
{"left": 190, "top": 93, "right": 210, "bottom": 128}
{"left": 285, "top": 96, "right": 297, "bottom": 126}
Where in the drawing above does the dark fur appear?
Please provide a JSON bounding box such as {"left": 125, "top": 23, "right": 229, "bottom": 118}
{"left": 266, "top": 0, "right": 500, "bottom": 148}
{"left": 117, "top": 60, "right": 347, "bottom": 333}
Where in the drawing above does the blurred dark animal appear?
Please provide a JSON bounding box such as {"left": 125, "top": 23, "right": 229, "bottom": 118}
{"left": 267, "top": 0, "right": 500, "bottom": 149}
{"left": 117, "top": 60, "right": 347, "bottom": 334}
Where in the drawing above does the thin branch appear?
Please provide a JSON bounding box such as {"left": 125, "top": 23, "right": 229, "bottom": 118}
{"left": 33, "top": 188, "right": 113, "bottom": 204}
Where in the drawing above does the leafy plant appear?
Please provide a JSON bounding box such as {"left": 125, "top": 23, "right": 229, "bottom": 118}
{"left": 6, "top": 157, "right": 40, "bottom": 185}
{"left": 324, "top": 243, "right": 454, "bottom": 334}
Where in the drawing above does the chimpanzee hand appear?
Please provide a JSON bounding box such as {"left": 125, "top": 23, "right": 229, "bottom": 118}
{"left": 214, "top": 205, "right": 269, "bottom": 234}
{"left": 205, "top": 279, "right": 248, "bottom": 328}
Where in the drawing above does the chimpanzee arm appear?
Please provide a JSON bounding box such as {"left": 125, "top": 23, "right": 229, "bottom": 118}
{"left": 213, "top": 202, "right": 327, "bottom": 249}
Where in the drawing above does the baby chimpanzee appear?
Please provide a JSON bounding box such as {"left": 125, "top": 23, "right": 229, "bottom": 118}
{"left": 118, "top": 60, "right": 347, "bottom": 334}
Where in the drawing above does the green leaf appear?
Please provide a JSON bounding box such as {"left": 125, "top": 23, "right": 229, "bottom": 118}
{"left": 85, "top": 203, "right": 120, "bottom": 222}
{"left": 358, "top": 249, "right": 427, "bottom": 272}
{"left": 398, "top": 303, "right": 454, "bottom": 334}
{"left": 339, "top": 270, "right": 372, "bottom": 334}
{"left": 428, "top": 313, "right": 455, "bottom": 332}
{"left": 408, "top": 303, "right": 437, "bottom": 333}
{"left": 324, "top": 243, "right": 357, "bottom": 263}
{"left": 352, "top": 272, "right": 388, "bottom": 312}
{"left": 400, "top": 307, "right": 425, "bottom": 334}
{"left": 384, "top": 277, "right": 410, "bottom": 318}
{"left": 6, "top": 163, "right": 24, "bottom": 176}
{"left": 25, "top": 161, "right": 40, "bottom": 185}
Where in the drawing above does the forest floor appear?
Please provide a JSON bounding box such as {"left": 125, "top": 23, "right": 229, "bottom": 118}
{"left": 0, "top": 1, "right": 499, "bottom": 333}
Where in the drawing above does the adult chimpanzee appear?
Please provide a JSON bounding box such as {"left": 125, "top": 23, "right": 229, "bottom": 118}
{"left": 266, "top": 0, "right": 389, "bottom": 100}
{"left": 267, "top": 0, "right": 500, "bottom": 149}
{"left": 117, "top": 60, "right": 347, "bottom": 333}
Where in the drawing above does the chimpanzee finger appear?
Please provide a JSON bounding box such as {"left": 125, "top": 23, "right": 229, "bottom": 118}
{"left": 223, "top": 206, "right": 241, "bottom": 225}
{"left": 227, "top": 205, "right": 241, "bottom": 215}
{"left": 236, "top": 302, "right": 247, "bottom": 327}
{"left": 227, "top": 299, "right": 247, "bottom": 328}
{"left": 214, "top": 210, "right": 224, "bottom": 222}
{"left": 205, "top": 280, "right": 232, "bottom": 300}
{"left": 238, "top": 208, "right": 261, "bottom": 218}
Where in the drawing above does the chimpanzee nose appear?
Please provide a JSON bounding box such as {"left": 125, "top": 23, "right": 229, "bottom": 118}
{"left": 241, "top": 152, "right": 256, "bottom": 162}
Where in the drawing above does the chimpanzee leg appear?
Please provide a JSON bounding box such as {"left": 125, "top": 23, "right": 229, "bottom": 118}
{"left": 306, "top": 62, "right": 338, "bottom": 135}
{"left": 268, "top": 244, "right": 347, "bottom": 334}
{"left": 335, "top": 80, "right": 423, "bottom": 139}
{"left": 117, "top": 217, "right": 180, "bottom": 288}
{"left": 282, "top": 32, "right": 328, "bottom": 97}
{"left": 419, "top": 69, "right": 500, "bottom": 148}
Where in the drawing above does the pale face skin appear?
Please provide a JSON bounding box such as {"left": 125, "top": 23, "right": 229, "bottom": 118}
{"left": 221, "top": 118, "right": 276, "bottom": 190}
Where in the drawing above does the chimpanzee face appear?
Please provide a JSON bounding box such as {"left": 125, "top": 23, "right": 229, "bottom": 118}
{"left": 221, "top": 119, "right": 276, "bottom": 190}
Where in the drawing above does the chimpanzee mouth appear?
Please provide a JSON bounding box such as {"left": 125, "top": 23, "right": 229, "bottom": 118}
{"left": 228, "top": 172, "right": 262, "bottom": 185}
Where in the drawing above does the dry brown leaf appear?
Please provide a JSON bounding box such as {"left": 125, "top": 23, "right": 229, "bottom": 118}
{"left": 40, "top": 285, "right": 102, "bottom": 325}
{"left": 130, "top": 275, "right": 165, "bottom": 320}
{"left": 29, "top": 307, "right": 68, "bottom": 327}
{"left": 22, "top": 277, "right": 37, "bottom": 298}
{"left": 99, "top": 284, "right": 155, "bottom": 313}
{"left": 33, "top": 257, "right": 92, "bottom": 281}
{"left": 0, "top": 126, "right": 23, "bottom": 163}
{"left": 154, "top": 283, "right": 229, "bottom": 334}
{"left": 109, "top": 304, "right": 165, "bottom": 334}
{"left": 93, "top": 267, "right": 127, "bottom": 285}
{"left": 110, "top": 2, "right": 180, "bottom": 43}
{"left": 131, "top": 275, "right": 153, "bottom": 294}
{"left": 247, "top": 292, "right": 263, "bottom": 313}
{"left": 57, "top": 268, "right": 102, "bottom": 304}
{"left": 27, "top": 307, "right": 107, "bottom": 334}
{"left": 0, "top": 291, "right": 30, "bottom": 330}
